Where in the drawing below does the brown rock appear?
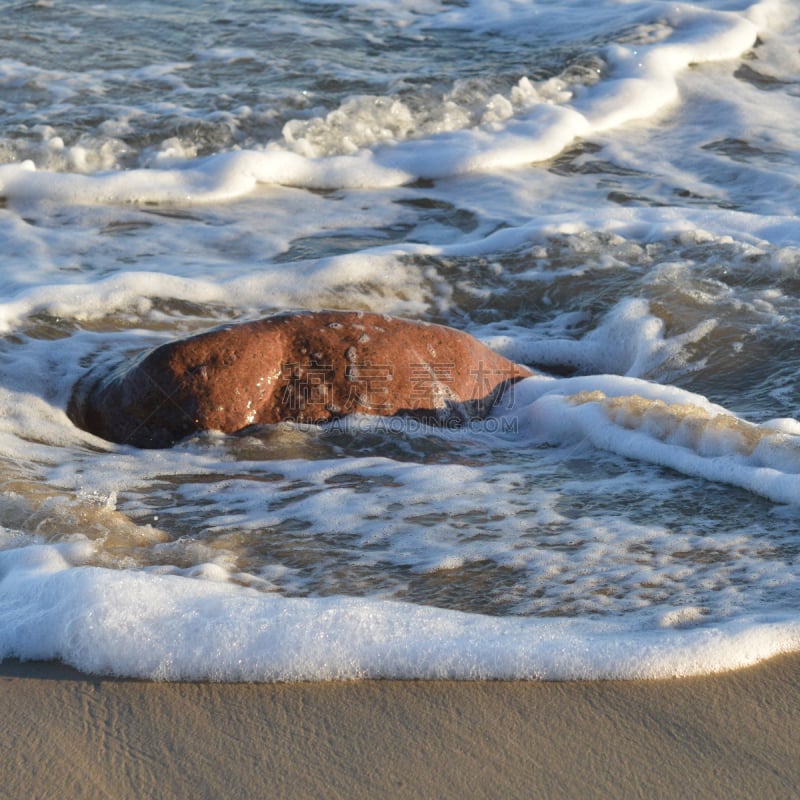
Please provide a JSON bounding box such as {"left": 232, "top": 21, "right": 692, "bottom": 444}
{"left": 69, "top": 311, "right": 533, "bottom": 448}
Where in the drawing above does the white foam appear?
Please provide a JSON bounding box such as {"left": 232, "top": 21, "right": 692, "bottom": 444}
{"left": 0, "top": 1, "right": 777, "bottom": 204}
{"left": 0, "top": 251, "right": 431, "bottom": 335}
{"left": 0, "top": 151, "right": 411, "bottom": 206}
{"left": 0, "top": 201, "right": 795, "bottom": 339}
{"left": 502, "top": 374, "right": 800, "bottom": 504}
{"left": 483, "top": 296, "right": 718, "bottom": 378}
{"left": 1, "top": 542, "right": 798, "bottom": 680}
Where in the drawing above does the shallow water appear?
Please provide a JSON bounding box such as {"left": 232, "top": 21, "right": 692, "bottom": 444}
{"left": 1, "top": 0, "right": 800, "bottom": 680}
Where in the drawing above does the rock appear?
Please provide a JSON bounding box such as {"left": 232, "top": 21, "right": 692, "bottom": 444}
{"left": 69, "top": 311, "right": 533, "bottom": 448}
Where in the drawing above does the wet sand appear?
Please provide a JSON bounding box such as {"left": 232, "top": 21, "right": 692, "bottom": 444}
{"left": 1, "top": 655, "right": 799, "bottom": 799}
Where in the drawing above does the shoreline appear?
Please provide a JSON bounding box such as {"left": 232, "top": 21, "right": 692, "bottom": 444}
{"left": 2, "top": 655, "right": 799, "bottom": 799}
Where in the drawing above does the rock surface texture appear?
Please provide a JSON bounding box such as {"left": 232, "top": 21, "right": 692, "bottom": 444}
{"left": 70, "top": 311, "right": 533, "bottom": 448}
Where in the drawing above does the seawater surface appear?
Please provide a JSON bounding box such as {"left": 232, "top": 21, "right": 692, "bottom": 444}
{"left": 1, "top": 0, "right": 800, "bottom": 680}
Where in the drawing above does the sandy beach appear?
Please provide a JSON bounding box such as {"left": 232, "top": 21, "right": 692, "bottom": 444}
{"left": 1, "top": 655, "right": 798, "bottom": 799}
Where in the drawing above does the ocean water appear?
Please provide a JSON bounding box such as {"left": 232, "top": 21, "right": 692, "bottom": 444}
{"left": 1, "top": 0, "right": 800, "bottom": 681}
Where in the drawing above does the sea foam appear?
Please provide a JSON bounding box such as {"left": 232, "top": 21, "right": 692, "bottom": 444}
{"left": 0, "top": 1, "right": 770, "bottom": 205}
{"left": 2, "top": 0, "right": 799, "bottom": 683}
{"left": 501, "top": 374, "right": 800, "bottom": 504}
{"left": 2, "top": 539, "right": 800, "bottom": 681}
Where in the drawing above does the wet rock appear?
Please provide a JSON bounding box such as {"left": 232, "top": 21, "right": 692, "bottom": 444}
{"left": 69, "top": 311, "right": 533, "bottom": 448}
